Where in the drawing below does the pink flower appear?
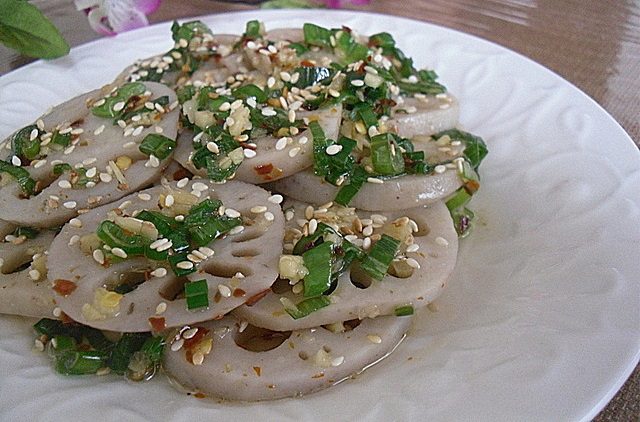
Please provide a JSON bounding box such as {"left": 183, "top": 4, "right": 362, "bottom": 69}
{"left": 322, "top": 0, "right": 370, "bottom": 8}
{"left": 74, "top": 0, "right": 161, "bottom": 36}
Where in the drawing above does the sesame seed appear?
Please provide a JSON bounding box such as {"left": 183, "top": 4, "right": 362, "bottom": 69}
{"left": 406, "top": 244, "right": 420, "bottom": 253}
{"left": 132, "top": 126, "right": 144, "bottom": 137}
{"left": 328, "top": 89, "right": 340, "bottom": 98}
{"left": 243, "top": 148, "right": 257, "bottom": 158}
{"left": 177, "top": 177, "right": 189, "bottom": 188}
{"left": 69, "top": 218, "right": 82, "bottom": 228}
{"left": 325, "top": 144, "right": 343, "bottom": 155}
{"left": 225, "top": 208, "right": 241, "bottom": 218}
{"left": 99, "top": 173, "right": 112, "bottom": 183}
{"left": 63, "top": 201, "right": 77, "bottom": 209}
{"left": 267, "top": 77, "right": 276, "bottom": 88}
{"left": 279, "top": 71, "right": 291, "bottom": 82}
{"left": 251, "top": 205, "right": 267, "bottom": 214}
{"left": 434, "top": 165, "right": 447, "bottom": 174}
{"left": 170, "top": 338, "right": 184, "bottom": 352}
{"left": 58, "top": 180, "right": 72, "bottom": 189}
{"left": 351, "top": 79, "right": 365, "bottom": 87}
{"left": 93, "top": 249, "right": 105, "bottom": 265}
{"left": 28, "top": 269, "right": 41, "bottom": 281}
{"left": 331, "top": 356, "right": 345, "bottom": 367}
{"left": 435, "top": 236, "right": 449, "bottom": 247}
{"left": 174, "top": 215, "right": 184, "bottom": 222}
{"left": 229, "top": 225, "right": 244, "bottom": 235}
{"left": 150, "top": 238, "right": 168, "bottom": 250}
{"left": 192, "top": 352, "right": 205, "bottom": 365}
{"left": 192, "top": 182, "right": 208, "bottom": 192}
{"left": 182, "top": 327, "right": 198, "bottom": 339}
{"left": 11, "top": 156, "right": 21, "bottom": 166}
{"left": 191, "top": 249, "right": 207, "bottom": 260}
{"left": 288, "top": 147, "right": 300, "bottom": 157}
{"left": 111, "top": 247, "right": 127, "bottom": 259}
{"left": 63, "top": 145, "right": 75, "bottom": 155}
{"left": 264, "top": 211, "right": 275, "bottom": 222}
{"left": 68, "top": 235, "right": 80, "bottom": 246}
{"left": 298, "top": 136, "right": 309, "bottom": 144}
{"left": 156, "top": 302, "right": 167, "bottom": 314}
{"left": 187, "top": 253, "right": 202, "bottom": 263}
{"left": 199, "top": 246, "right": 215, "bottom": 257}
{"left": 151, "top": 267, "right": 167, "bottom": 277}
{"left": 176, "top": 261, "right": 193, "bottom": 270}
{"left": 308, "top": 219, "right": 318, "bottom": 235}
{"left": 368, "top": 126, "right": 380, "bottom": 137}
{"left": 261, "top": 107, "right": 277, "bottom": 117}
{"left": 113, "top": 101, "right": 126, "bottom": 112}
{"left": 268, "top": 194, "right": 283, "bottom": 204}
{"left": 363, "top": 225, "right": 374, "bottom": 237}
{"left": 275, "top": 137, "right": 288, "bottom": 150}
{"left": 218, "top": 284, "right": 232, "bottom": 298}
{"left": 29, "top": 128, "right": 39, "bottom": 141}
{"left": 137, "top": 193, "right": 151, "bottom": 201}
{"left": 367, "top": 334, "right": 382, "bottom": 344}
{"left": 53, "top": 307, "right": 62, "bottom": 317}
{"left": 406, "top": 258, "right": 421, "bottom": 269}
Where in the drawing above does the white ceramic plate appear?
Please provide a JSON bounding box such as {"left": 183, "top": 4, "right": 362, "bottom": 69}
{"left": 1, "top": 10, "right": 638, "bottom": 422}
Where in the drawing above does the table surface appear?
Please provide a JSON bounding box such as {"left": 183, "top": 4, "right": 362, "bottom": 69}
{"left": 0, "top": 1, "right": 638, "bottom": 420}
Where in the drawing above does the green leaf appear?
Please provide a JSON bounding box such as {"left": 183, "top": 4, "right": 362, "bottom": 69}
{"left": 0, "top": 0, "right": 69, "bottom": 59}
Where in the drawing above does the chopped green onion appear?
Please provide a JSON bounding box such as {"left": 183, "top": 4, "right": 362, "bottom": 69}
{"left": 288, "top": 42, "right": 309, "bottom": 56}
{"left": 451, "top": 207, "right": 475, "bottom": 238}
{"left": 0, "top": 160, "right": 36, "bottom": 196}
{"left": 333, "top": 30, "right": 369, "bottom": 64}
{"left": 243, "top": 20, "right": 262, "bottom": 39}
{"left": 55, "top": 350, "right": 109, "bottom": 375}
{"left": 171, "top": 20, "right": 212, "bottom": 43}
{"left": 303, "top": 23, "right": 332, "bottom": 48}
{"left": 232, "top": 84, "right": 267, "bottom": 103}
{"left": 445, "top": 187, "right": 472, "bottom": 212}
{"left": 334, "top": 165, "right": 367, "bottom": 206}
{"left": 353, "top": 103, "right": 378, "bottom": 129}
{"left": 139, "top": 134, "right": 176, "bottom": 160}
{"left": 394, "top": 305, "right": 414, "bottom": 316}
{"left": 370, "top": 133, "right": 405, "bottom": 175}
{"left": 188, "top": 217, "right": 241, "bottom": 247}
{"left": 285, "top": 296, "right": 331, "bottom": 319}
{"left": 11, "top": 124, "right": 40, "bottom": 160}
{"left": 12, "top": 226, "right": 39, "bottom": 239}
{"left": 360, "top": 234, "right": 401, "bottom": 280}
{"left": 52, "top": 162, "right": 72, "bottom": 175}
{"left": 293, "top": 66, "right": 332, "bottom": 88}
{"left": 96, "top": 220, "right": 148, "bottom": 255}
{"left": 302, "top": 241, "right": 334, "bottom": 297}
{"left": 435, "top": 129, "right": 488, "bottom": 170}
{"left": 91, "top": 82, "right": 146, "bottom": 119}
{"left": 51, "top": 335, "right": 77, "bottom": 353}
{"left": 292, "top": 222, "right": 336, "bottom": 255}
{"left": 107, "top": 333, "right": 150, "bottom": 375}
{"left": 51, "top": 130, "right": 71, "bottom": 148}
{"left": 184, "top": 279, "right": 209, "bottom": 310}
{"left": 136, "top": 210, "right": 176, "bottom": 237}
{"left": 368, "top": 32, "right": 396, "bottom": 49}
{"left": 140, "top": 336, "right": 165, "bottom": 365}
{"left": 176, "top": 85, "right": 197, "bottom": 104}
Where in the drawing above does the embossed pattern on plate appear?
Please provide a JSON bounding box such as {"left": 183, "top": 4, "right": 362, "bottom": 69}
{"left": 0, "top": 10, "right": 639, "bottom": 422}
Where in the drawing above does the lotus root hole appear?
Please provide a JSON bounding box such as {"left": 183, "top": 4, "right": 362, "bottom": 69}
{"left": 233, "top": 324, "right": 292, "bottom": 352}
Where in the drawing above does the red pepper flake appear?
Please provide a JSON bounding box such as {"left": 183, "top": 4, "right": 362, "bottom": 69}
{"left": 300, "top": 60, "right": 315, "bottom": 67}
{"left": 148, "top": 317, "right": 166, "bottom": 332}
{"left": 183, "top": 327, "right": 210, "bottom": 350}
{"left": 60, "top": 312, "right": 76, "bottom": 324}
{"left": 254, "top": 163, "right": 274, "bottom": 175}
{"left": 52, "top": 279, "right": 77, "bottom": 296}
{"left": 311, "top": 372, "right": 324, "bottom": 379}
{"left": 253, "top": 366, "right": 261, "bottom": 376}
{"left": 245, "top": 289, "right": 269, "bottom": 306}
{"left": 194, "top": 392, "right": 207, "bottom": 399}
{"left": 232, "top": 288, "right": 246, "bottom": 298}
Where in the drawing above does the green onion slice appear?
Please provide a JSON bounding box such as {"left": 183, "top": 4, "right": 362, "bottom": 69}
{"left": 184, "top": 279, "right": 209, "bottom": 310}
{"left": 394, "top": 305, "right": 415, "bottom": 316}
{"left": 360, "top": 234, "right": 401, "bottom": 281}
{"left": 302, "top": 241, "right": 334, "bottom": 297}
{"left": 0, "top": 160, "right": 36, "bottom": 196}
{"left": 285, "top": 296, "right": 331, "bottom": 319}
{"left": 138, "top": 133, "right": 176, "bottom": 160}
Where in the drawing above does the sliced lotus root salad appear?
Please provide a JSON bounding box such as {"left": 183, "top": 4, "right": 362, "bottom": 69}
{"left": 47, "top": 179, "right": 284, "bottom": 332}
{"left": 232, "top": 198, "right": 458, "bottom": 331}
{"left": 274, "top": 128, "right": 485, "bottom": 213}
{"left": 0, "top": 222, "right": 57, "bottom": 318}
{"left": 0, "top": 81, "right": 180, "bottom": 227}
{"left": 163, "top": 314, "right": 412, "bottom": 401}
